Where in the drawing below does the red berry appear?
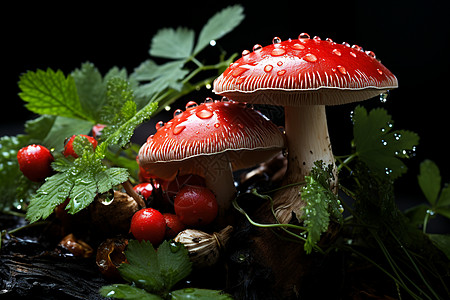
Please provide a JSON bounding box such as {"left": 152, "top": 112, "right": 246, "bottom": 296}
{"left": 130, "top": 208, "right": 166, "bottom": 244}
{"left": 133, "top": 182, "right": 159, "bottom": 201}
{"left": 17, "top": 144, "right": 54, "bottom": 182}
{"left": 63, "top": 134, "right": 98, "bottom": 158}
{"left": 163, "top": 213, "right": 185, "bottom": 239}
{"left": 174, "top": 185, "right": 218, "bottom": 227}
{"left": 164, "top": 174, "right": 206, "bottom": 199}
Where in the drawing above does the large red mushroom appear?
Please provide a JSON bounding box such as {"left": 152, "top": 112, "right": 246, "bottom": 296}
{"left": 138, "top": 99, "right": 285, "bottom": 221}
{"left": 214, "top": 34, "right": 398, "bottom": 223}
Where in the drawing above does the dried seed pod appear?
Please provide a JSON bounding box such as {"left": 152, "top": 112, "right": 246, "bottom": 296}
{"left": 89, "top": 190, "right": 139, "bottom": 234}
{"left": 58, "top": 233, "right": 93, "bottom": 258}
{"left": 96, "top": 237, "right": 128, "bottom": 280}
{"left": 174, "top": 225, "right": 233, "bottom": 268}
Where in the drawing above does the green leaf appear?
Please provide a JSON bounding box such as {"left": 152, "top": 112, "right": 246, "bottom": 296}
{"left": 353, "top": 106, "right": 419, "bottom": 180}
{"left": 427, "top": 234, "right": 450, "bottom": 260}
{"left": 26, "top": 142, "right": 129, "bottom": 222}
{"left": 437, "top": 184, "right": 450, "bottom": 209}
{"left": 100, "top": 284, "right": 163, "bottom": 300}
{"left": 194, "top": 4, "right": 245, "bottom": 55}
{"left": 300, "top": 175, "right": 331, "bottom": 254}
{"left": 150, "top": 27, "right": 195, "bottom": 59}
{"left": 132, "top": 60, "right": 189, "bottom": 98}
{"left": 171, "top": 288, "right": 234, "bottom": 300}
{"left": 0, "top": 136, "right": 25, "bottom": 210}
{"left": 157, "top": 240, "right": 192, "bottom": 290}
{"left": 418, "top": 160, "right": 441, "bottom": 206}
{"left": 18, "top": 69, "right": 90, "bottom": 121}
{"left": 118, "top": 241, "right": 165, "bottom": 293}
{"left": 118, "top": 240, "right": 192, "bottom": 294}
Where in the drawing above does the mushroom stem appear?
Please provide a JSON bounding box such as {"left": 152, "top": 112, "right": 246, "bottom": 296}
{"left": 195, "top": 153, "right": 236, "bottom": 223}
{"left": 273, "top": 105, "right": 337, "bottom": 223}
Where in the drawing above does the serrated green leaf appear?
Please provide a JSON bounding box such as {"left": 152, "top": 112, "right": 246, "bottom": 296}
{"left": 26, "top": 172, "right": 73, "bottom": 223}
{"left": 157, "top": 241, "right": 192, "bottom": 290}
{"left": 132, "top": 60, "right": 189, "bottom": 99}
{"left": 71, "top": 62, "right": 107, "bottom": 121}
{"left": 171, "top": 288, "right": 234, "bottom": 300}
{"left": 194, "top": 4, "right": 245, "bottom": 55}
{"left": 150, "top": 27, "right": 195, "bottom": 59}
{"left": 100, "top": 284, "right": 163, "bottom": 300}
{"left": 300, "top": 175, "right": 331, "bottom": 254}
{"left": 118, "top": 240, "right": 165, "bottom": 293}
{"left": 353, "top": 106, "right": 419, "bottom": 180}
{"left": 418, "top": 159, "right": 441, "bottom": 206}
{"left": 19, "top": 69, "right": 90, "bottom": 120}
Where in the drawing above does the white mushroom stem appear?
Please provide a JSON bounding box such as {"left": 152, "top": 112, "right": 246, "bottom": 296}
{"left": 193, "top": 152, "right": 236, "bottom": 222}
{"left": 272, "top": 105, "right": 337, "bottom": 224}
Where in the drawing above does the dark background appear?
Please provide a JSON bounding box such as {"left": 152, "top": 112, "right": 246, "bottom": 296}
{"left": 3, "top": 1, "right": 449, "bottom": 226}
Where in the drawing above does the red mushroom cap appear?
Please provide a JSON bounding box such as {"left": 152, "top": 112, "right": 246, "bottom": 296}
{"left": 138, "top": 99, "right": 285, "bottom": 180}
{"left": 213, "top": 34, "right": 398, "bottom": 106}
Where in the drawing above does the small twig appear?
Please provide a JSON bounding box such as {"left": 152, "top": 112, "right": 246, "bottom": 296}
{"left": 122, "top": 179, "right": 145, "bottom": 208}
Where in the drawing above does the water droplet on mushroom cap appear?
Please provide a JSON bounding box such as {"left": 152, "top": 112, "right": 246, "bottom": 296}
{"left": 196, "top": 109, "right": 213, "bottom": 119}
{"left": 252, "top": 44, "right": 262, "bottom": 52}
{"left": 185, "top": 101, "right": 198, "bottom": 109}
{"left": 272, "top": 37, "right": 282, "bottom": 44}
{"left": 174, "top": 109, "right": 183, "bottom": 117}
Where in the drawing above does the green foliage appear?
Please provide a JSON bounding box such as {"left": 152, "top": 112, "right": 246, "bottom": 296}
{"left": 100, "top": 240, "right": 232, "bottom": 299}
{"left": 352, "top": 105, "right": 419, "bottom": 180}
{"left": 300, "top": 162, "right": 342, "bottom": 254}
{"left": 1, "top": 4, "right": 245, "bottom": 221}
{"left": 26, "top": 136, "right": 129, "bottom": 223}
{"left": 19, "top": 69, "right": 90, "bottom": 121}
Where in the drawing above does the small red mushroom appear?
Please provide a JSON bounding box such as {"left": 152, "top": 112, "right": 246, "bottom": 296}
{"left": 138, "top": 99, "right": 285, "bottom": 221}
{"left": 213, "top": 34, "right": 398, "bottom": 223}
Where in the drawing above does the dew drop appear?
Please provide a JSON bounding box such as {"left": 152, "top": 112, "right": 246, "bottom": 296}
{"left": 381, "top": 139, "right": 388, "bottom": 146}
{"left": 313, "top": 36, "right": 321, "bottom": 41}
{"left": 350, "top": 52, "right": 357, "bottom": 58}
{"left": 214, "top": 123, "right": 220, "bottom": 128}
{"left": 326, "top": 38, "right": 334, "bottom": 43}
{"left": 365, "top": 50, "right": 376, "bottom": 58}
{"left": 303, "top": 53, "right": 318, "bottom": 63}
{"left": 221, "top": 96, "right": 230, "bottom": 102}
{"left": 252, "top": 44, "right": 262, "bottom": 52}
{"left": 271, "top": 48, "right": 286, "bottom": 56}
{"left": 332, "top": 49, "right": 342, "bottom": 56}
{"left": 209, "top": 39, "right": 216, "bottom": 46}
{"left": 232, "top": 67, "right": 249, "bottom": 77}
{"left": 379, "top": 91, "right": 389, "bottom": 103}
{"left": 298, "top": 33, "right": 310, "bottom": 41}
{"left": 173, "top": 109, "right": 183, "bottom": 117}
{"left": 173, "top": 125, "right": 186, "bottom": 135}
{"left": 342, "top": 42, "right": 350, "bottom": 47}
{"left": 204, "top": 97, "right": 213, "bottom": 103}
{"left": 337, "top": 65, "right": 347, "bottom": 75}
{"left": 155, "top": 121, "right": 164, "bottom": 130}
{"left": 377, "top": 69, "right": 383, "bottom": 75}
{"left": 290, "top": 43, "right": 305, "bottom": 50}
{"left": 185, "top": 101, "right": 198, "bottom": 109}
{"left": 264, "top": 64, "right": 273, "bottom": 72}
{"left": 242, "top": 49, "right": 250, "bottom": 56}
{"left": 272, "top": 36, "right": 282, "bottom": 44}
{"left": 352, "top": 44, "right": 363, "bottom": 52}
{"left": 196, "top": 109, "right": 213, "bottom": 119}
{"left": 277, "top": 70, "right": 286, "bottom": 76}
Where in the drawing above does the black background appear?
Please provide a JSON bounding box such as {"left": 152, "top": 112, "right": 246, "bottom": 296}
{"left": 2, "top": 1, "right": 449, "bottom": 213}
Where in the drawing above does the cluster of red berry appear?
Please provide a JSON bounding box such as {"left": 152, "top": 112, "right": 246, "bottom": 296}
{"left": 16, "top": 134, "right": 98, "bottom": 182}
{"left": 130, "top": 172, "right": 218, "bottom": 245}
{"left": 17, "top": 130, "right": 219, "bottom": 247}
